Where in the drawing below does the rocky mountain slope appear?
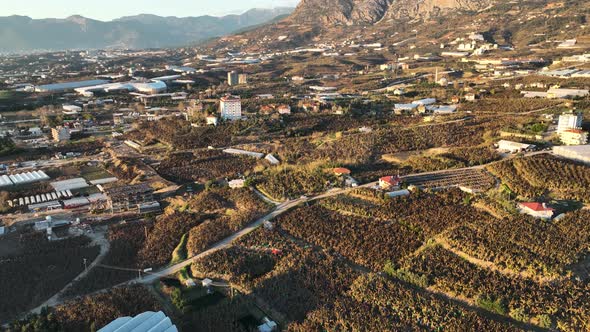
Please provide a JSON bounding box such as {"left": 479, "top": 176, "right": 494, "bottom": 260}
{"left": 289, "top": 0, "right": 496, "bottom": 24}
{"left": 0, "top": 8, "right": 294, "bottom": 53}
{"left": 207, "top": 0, "right": 588, "bottom": 54}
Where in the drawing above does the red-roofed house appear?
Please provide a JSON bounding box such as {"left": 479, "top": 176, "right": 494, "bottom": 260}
{"left": 333, "top": 168, "right": 351, "bottom": 176}
{"left": 277, "top": 105, "right": 292, "bottom": 115}
{"left": 379, "top": 176, "right": 401, "bottom": 190}
{"left": 518, "top": 202, "right": 555, "bottom": 220}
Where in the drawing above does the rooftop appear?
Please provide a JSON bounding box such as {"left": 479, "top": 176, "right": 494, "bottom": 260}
{"left": 221, "top": 95, "right": 241, "bottom": 102}
{"left": 333, "top": 167, "right": 351, "bottom": 175}
{"left": 103, "top": 183, "right": 153, "bottom": 199}
{"left": 98, "top": 311, "right": 177, "bottom": 332}
{"left": 519, "top": 202, "right": 554, "bottom": 212}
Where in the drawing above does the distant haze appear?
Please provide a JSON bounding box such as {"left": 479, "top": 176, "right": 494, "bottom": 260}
{"left": 0, "top": 8, "right": 295, "bottom": 52}
{"left": 1, "top": 0, "right": 301, "bottom": 21}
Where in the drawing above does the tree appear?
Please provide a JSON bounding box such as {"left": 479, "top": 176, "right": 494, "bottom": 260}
{"left": 0, "top": 191, "right": 11, "bottom": 213}
{"left": 170, "top": 288, "right": 186, "bottom": 312}
{"left": 0, "top": 138, "right": 16, "bottom": 156}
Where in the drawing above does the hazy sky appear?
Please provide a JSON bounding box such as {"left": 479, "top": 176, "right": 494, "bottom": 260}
{"left": 0, "top": 0, "right": 300, "bottom": 20}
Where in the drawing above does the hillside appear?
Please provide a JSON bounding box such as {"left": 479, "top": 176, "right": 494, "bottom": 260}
{"left": 206, "top": 0, "right": 589, "bottom": 54}
{"left": 0, "top": 8, "right": 294, "bottom": 53}
{"left": 289, "top": 0, "right": 496, "bottom": 24}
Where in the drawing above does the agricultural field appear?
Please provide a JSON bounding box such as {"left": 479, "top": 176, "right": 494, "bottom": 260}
{"left": 444, "top": 209, "right": 590, "bottom": 278}
{"left": 192, "top": 197, "right": 529, "bottom": 330}
{"left": 398, "top": 245, "right": 590, "bottom": 331}
{"left": 63, "top": 221, "right": 152, "bottom": 298}
{"left": 255, "top": 165, "right": 336, "bottom": 201}
{"left": 191, "top": 187, "right": 590, "bottom": 330}
{"left": 185, "top": 188, "right": 270, "bottom": 256}
{"left": 270, "top": 116, "right": 517, "bottom": 167}
{"left": 487, "top": 154, "right": 590, "bottom": 203}
{"left": 0, "top": 232, "right": 99, "bottom": 322}
{"left": 322, "top": 188, "right": 492, "bottom": 237}
{"left": 277, "top": 204, "right": 423, "bottom": 270}
{"left": 65, "top": 188, "right": 267, "bottom": 299}
{"left": 402, "top": 146, "right": 502, "bottom": 172}
{"left": 7, "top": 286, "right": 160, "bottom": 332}
{"left": 125, "top": 117, "right": 252, "bottom": 149}
{"left": 156, "top": 150, "right": 257, "bottom": 183}
{"left": 459, "top": 98, "right": 563, "bottom": 114}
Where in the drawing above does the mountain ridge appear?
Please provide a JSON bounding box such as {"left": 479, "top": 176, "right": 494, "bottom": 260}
{"left": 289, "top": 0, "right": 497, "bottom": 24}
{"left": 0, "top": 8, "right": 294, "bottom": 53}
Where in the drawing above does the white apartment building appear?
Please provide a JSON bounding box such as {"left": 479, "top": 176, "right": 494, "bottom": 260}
{"left": 557, "top": 111, "right": 583, "bottom": 133}
{"left": 220, "top": 96, "right": 242, "bottom": 120}
{"left": 560, "top": 129, "right": 589, "bottom": 146}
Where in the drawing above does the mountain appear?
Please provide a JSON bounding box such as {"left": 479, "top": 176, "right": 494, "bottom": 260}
{"left": 0, "top": 8, "right": 294, "bottom": 53}
{"left": 207, "top": 0, "right": 588, "bottom": 53}
{"left": 289, "top": 0, "right": 496, "bottom": 25}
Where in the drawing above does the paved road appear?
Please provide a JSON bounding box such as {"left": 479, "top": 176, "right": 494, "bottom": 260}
{"left": 139, "top": 198, "right": 305, "bottom": 284}
{"left": 14, "top": 150, "right": 552, "bottom": 319}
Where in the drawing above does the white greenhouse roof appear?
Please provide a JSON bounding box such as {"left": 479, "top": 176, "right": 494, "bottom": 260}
{"left": 99, "top": 311, "right": 178, "bottom": 332}
{"left": 1, "top": 170, "right": 49, "bottom": 186}
{"left": 51, "top": 178, "right": 89, "bottom": 192}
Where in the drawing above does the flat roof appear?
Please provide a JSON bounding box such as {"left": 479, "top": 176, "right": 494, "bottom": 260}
{"left": 103, "top": 183, "right": 153, "bottom": 199}
{"left": 554, "top": 145, "right": 590, "bottom": 158}
{"left": 50, "top": 178, "right": 89, "bottom": 192}
{"left": 37, "top": 79, "right": 109, "bottom": 92}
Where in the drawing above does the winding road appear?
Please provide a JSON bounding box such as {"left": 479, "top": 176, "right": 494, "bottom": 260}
{"left": 14, "top": 150, "right": 552, "bottom": 321}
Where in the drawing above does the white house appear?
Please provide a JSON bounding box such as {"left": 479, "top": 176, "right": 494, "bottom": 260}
{"left": 62, "top": 104, "right": 82, "bottom": 114}
{"left": 379, "top": 176, "right": 401, "bottom": 190}
{"left": 496, "top": 140, "right": 535, "bottom": 153}
{"left": 229, "top": 179, "right": 246, "bottom": 189}
{"left": 518, "top": 202, "right": 554, "bottom": 220}
{"left": 206, "top": 115, "right": 218, "bottom": 126}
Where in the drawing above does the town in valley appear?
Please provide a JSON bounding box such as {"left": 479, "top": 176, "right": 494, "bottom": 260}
{"left": 1, "top": 0, "right": 590, "bottom": 331}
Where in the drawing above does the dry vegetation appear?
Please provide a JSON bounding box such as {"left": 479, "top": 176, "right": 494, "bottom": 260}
{"left": 487, "top": 155, "right": 590, "bottom": 202}
{"left": 0, "top": 233, "right": 99, "bottom": 322}
{"left": 156, "top": 151, "right": 257, "bottom": 183}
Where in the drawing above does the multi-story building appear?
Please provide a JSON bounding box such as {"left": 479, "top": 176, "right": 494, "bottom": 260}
{"left": 220, "top": 96, "right": 242, "bottom": 120}
{"left": 238, "top": 73, "right": 248, "bottom": 85}
{"left": 51, "top": 126, "right": 70, "bottom": 142}
{"left": 103, "top": 183, "right": 155, "bottom": 213}
{"left": 227, "top": 71, "right": 239, "bottom": 86}
{"left": 557, "top": 111, "right": 583, "bottom": 133}
{"left": 560, "top": 129, "right": 589, "bottom": 145}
